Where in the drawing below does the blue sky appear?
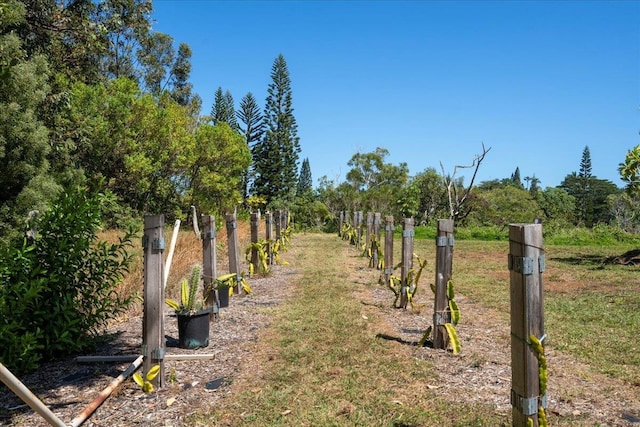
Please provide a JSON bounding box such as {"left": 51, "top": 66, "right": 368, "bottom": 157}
{"left": 151, "top": 0, "right": 639, "bottom": 189}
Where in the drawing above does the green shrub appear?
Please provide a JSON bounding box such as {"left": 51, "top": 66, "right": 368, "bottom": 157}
{"left": 0, "top": 188, "right": 136, "bottom": 374}
{"left": 544, "top": 224, "right": 640, "bottom": 246}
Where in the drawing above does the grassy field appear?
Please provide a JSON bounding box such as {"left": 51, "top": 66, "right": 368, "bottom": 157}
{"left": 181, "top": 229, "right": 639, "bottom": 425}
{"left": 419, "top": 239, "right": 640, "bottom": 386}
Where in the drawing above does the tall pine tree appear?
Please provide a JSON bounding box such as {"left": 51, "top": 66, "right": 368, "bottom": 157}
{"left": 237, "top": 92, "right": 265, "bottom": 200}
{"left": 577, "top": 145, "right": 593, "bottom": 225}
{"left": 251, "top": 54, "right": 300, "bottom": 203}
{"left": 297, "top": 158, "right": 312, "bottom": 197}
{"left": 211, "top": 87, "right": 238, "bottom": 130}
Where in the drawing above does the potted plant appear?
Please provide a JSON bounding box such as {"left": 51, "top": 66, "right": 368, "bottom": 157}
{"left": 212, "top": 272, "right": 252, "bottom": 308}
{"left": 165, "top": 266, "right": 211, "bottom": 349}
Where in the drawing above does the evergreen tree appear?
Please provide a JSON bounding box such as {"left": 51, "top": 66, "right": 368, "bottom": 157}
{"left": 251, "top": 54, "right": 301, "bottom": 203}
{"left": 211, "top": 87, "right": 237, "bottom": 129}
{"left": 237, "top": 92, "right": 265, "bottom": 200}
{"left": 510, "top": 167, "right": 523, "bottom": 188}
{"left": 577, "top": 146, "right": 593, "bottom": 225}
{"left": 297, "top": 158, "right": 313, "bottom": 197}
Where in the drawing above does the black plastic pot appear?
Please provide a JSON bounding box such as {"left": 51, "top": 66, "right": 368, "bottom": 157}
{"left": 217, "top": 285, "right": 230, "bottom": 308}
{"left": 177, "top": 308, "right": 210, "bottom": 349}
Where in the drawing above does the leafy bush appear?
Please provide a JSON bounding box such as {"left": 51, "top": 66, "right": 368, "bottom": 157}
{"left": 0, "top": 188, "right": 136, "bottom": 374}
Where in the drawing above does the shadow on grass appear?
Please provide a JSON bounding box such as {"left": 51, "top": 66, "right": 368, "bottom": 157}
{"left": 375, "top": 333, "right": 433, "bottom": 348}
{"left": 549, "top": 254, "right": 607, "bottom": 269}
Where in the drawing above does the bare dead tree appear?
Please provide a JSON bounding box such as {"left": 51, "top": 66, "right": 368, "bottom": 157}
{"left": 440, "top": 143, "right": 492, "bottom": 222}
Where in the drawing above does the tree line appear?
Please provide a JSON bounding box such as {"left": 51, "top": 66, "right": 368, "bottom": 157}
{"left": 316, "top": 145, "right": 640, "bottom": 234}
{"left": 1, "top": 0, "right": 306, "bottom": 244}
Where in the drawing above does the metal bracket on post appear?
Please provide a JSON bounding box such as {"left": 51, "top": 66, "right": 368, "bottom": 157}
{"left": 436, "top": 236, "right": 451, "bottom": 247}
{"left": 203, "top": 230, "right": 215, "bottom": 240}
{"left": 511, "top": 390, "right": 547, "bottom": 416}
{"left": 386, "top": 225, "right": 394, "bottom": 231}
{"left": 538, "top": 255, "right": 546, "bottom": 273}
{"left": 152, "top": 237, "right": 165, "bottom": 251}
{"left": 402, "top": 230, "right": 414, "bottom": 238}
{"left": 151, "top": 347, "right": 166, "bottom": 361}
{"left": 508, "top": 255, "right": 534, "bottom": 275}
{"left": 433, "top": 313, "right": 446, "bottom": 326}
{"left": 227, "top": 220, "right": 236, "bottom": 229}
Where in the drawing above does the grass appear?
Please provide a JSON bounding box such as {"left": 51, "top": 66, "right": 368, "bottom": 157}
{"left": 192, "top": 233, "right": 506, "bottom": 426}
{"left": 412, "top": 238, "right": 640, "bottom": 386}
{"left": 111, "top": 223, "right": 638, "bottom": 423}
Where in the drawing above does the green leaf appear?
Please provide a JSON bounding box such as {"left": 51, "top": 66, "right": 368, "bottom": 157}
{"left": 418, "top": 326, "right": 432, "bottom": 347}
{"left": 449, "top": 299, "right": 460, "bottom": 326}
{"left": 165, "top": 298, "right": 180, "bottom": 311}
{"left": 180, "top": 278, "right": 189, "bottom": 308}
{"left": 146, "top": 364, "right": 160, "bottom": 381}
{"left": 133, "top": 372, "right": 144, "bottom": 387}
{"left": 444, "top": 323, "right": 461, "bottom": 354}
{"left": 446, "top": 280, "right": 455, "bottom": 300}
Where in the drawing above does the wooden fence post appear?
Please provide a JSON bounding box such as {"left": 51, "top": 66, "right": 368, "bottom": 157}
{"left": 357, "top": 211, "right": 364, "bottom": 249}
{"left": 225, "top": 213, "right": 241, "bottom": 294}
{"left": 384, "top": 216, "right": 394, "bottom": 284}
{"left": 433, "top": 219, "right": 454, "bottom": 349}
{"left": 275, "top": 209, "right": 283, "bottom": 245}
{"left": 142, "top": 214, "right": 165, "bottom": 388}
{"left": 202, "top": 215, "right": 218, "bottom": 320}
{"left": 372, "top": 213, "right": 382, "bottom": 269}
{"left": 509, "top": 224, "right": 546, "bottom": 427}
{"left": 399, "top": 218, "right": 414, "bottom": 309}
{"left": 265, "top": 211, "right": 274, "bottom": 265}
{"left": 250, "top": 211, "right": 260, "bottom": 269}
{"left": 366, "top": 212, "right": 373, "bottom": 250}
{"left": 338, "top": 211, "right": 344, "bottom": 236}
{"left": 374, "top": 213, "right": 382, "bottom": 243}
{"left": 351, "top": 211, "right": 357, "bottom": 246}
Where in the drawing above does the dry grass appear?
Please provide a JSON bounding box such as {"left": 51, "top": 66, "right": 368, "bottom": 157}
{"left": 101, "top": 219, "right": 254, "bottom": 320}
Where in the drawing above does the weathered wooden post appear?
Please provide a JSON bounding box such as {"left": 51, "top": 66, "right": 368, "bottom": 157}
{"left": 399, "top": 218, "right": 414, "bottom": 309}
{"left": 275, "top": 209, "right": 283, "bottom": 245}
{"left": 384, "top": 216, "right": 394, "bottom": 284}
{"left": 338, "top": 211, "right": 344, "bottom": 236}
{"left": 372, "top": 213, "right": 382, "bottom": 269}
{"left": 366, "top": 212, "right": 373, "bottom": 250}
{"left": 202, "top": 215, "right": 218, "bottom": 320}
{"left": 250, "top": 211, "right": 260, "bottom": 270}
{"left": 142, "top": 214, "right": 165, "bottom": 388}
{"left": 225, "top": 213, "right": 241, "bottom": 294}
{"left": 351, "top": 211, "right": 357, "bottom": 246}
{"left": 509, "top": 223, "right": 546, "bottom": 427}
{"left": 433, "top": 219, "right": 454, "bottom": 349}
{"left": 265, "top": 211, "right": 274, "bottom": 265}
{"left": 357, "top": 211, "right": 364, "bottom": 249}
{"left": 374, "top": 213, "right": 382, "bottom": 243}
